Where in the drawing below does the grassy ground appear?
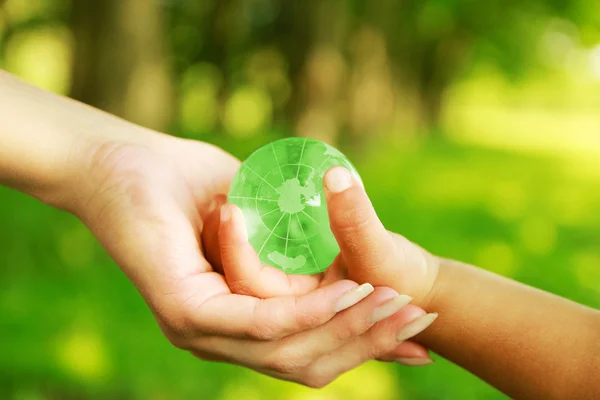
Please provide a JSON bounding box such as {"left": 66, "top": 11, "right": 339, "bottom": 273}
{"left": 1, "top": 136, "right": 598, "bottom": 400}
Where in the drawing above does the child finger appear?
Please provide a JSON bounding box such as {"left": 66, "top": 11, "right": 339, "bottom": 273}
{"left": 323, "top": 166, "right": 397, "bottom": 277}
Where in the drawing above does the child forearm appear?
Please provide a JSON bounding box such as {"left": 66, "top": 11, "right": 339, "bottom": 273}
{"left": 419, "top": 258, "right": 600, "bottom": 400}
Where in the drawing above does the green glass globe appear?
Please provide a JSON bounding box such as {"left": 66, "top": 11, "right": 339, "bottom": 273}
{"left": 228, "top": 137, "right": 361, "bottom": 275}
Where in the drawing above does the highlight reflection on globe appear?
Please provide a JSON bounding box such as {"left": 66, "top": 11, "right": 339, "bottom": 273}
{"left": 228, "top": 137, "right": 361, "bottom": 275}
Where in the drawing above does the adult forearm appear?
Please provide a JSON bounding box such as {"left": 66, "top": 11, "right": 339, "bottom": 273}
{"left": 419, "top": 258, "right": 600, "bottom": 399}
{"left": 0, "top": 70, "right": 78, "bottom": 197}
{"left": 0, "top": 71, "right": 158, "bottom": 209}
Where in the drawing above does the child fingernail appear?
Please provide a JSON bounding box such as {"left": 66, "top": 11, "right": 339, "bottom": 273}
{"left": 395, "top": 357, "right": 434, "bottom": 366}
{"left": 370, "top": 294, "right": 412, "bottom": 324}
{"left": 396, "top": 313, "right": 438, "bottom": 342}
{"left": 334, "top": 283, "right": 374, "bottom": 312}
{"left": 324, "top": 167, "right": 353, "bottom": 193}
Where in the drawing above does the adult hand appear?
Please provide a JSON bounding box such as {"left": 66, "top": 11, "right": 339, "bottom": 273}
{"left": 202, "top": 168, "right": 439, "bottom": 386}
{"left": 62, "top": 131, "right": 430, "bottom": 387}
{"left": 1, "top": 71, "right": 433, "bottom": 388}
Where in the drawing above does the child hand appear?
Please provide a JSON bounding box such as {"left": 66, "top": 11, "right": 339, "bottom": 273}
{"left": 323, "top": 166, "right": 441, "bottom": 309}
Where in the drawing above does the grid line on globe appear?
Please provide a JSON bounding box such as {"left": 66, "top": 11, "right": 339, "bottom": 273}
{"left": 228, "top": 137, "right": 361, "bottom": 275}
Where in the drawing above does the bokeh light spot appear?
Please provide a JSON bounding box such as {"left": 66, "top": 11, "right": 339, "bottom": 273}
{"left": 589, "top": 45, "right": 600, "bottom": 79}
{"left": 518, "top": 217, "right": 556, "bottom": 255}
{"left": 245, "top": 362, "right": 398, "bottom": 400}
{"left": 487, "top": 182, "right": 527, "bottom": 221}
{"left": 4, "top": 0, "right": 49, "bottom": 23}
{"left": 573, "top": 252, "right": 600, "bottom": 294}
{"left": 475, "top": 242, "right": 517, "bottom": 277}
{"left": 180, "top": 63, "right": 222, "bottom": 134}
{"left": 223, "top": 86, "right": 273, "bottom": 138}
{"left": 4, "top": 25, "right": 73, "bottom": 94}
{"left": 55, "top": 329, "right": 111, "bottom": 382}
{"left": 56, "top": 223, "right": 95, "bottom": 269}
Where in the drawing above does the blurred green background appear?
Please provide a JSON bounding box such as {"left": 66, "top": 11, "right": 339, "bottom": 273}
{"left": 1, "top": 0, "right": 599, "bottom": 399}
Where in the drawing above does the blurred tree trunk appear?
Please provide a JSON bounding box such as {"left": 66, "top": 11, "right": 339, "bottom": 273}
{"left": 415, "top": 35, "right": 469, "bottom": 135}
{"left": 274, "top": 0, "right": 312, "bottom": 124}
{"left": 205, "top": 0, "right": 229, "bottom": 104}
{"left": 415, "top": 44, "right": 446, "bottom": 135}
{"left": 70, "top": 0, "right": 173, "bottom": 132}
{"left": 291, "top": 0, "right": 348, "bottom": 144}
{"left": 418, "top": 85, "right": 444, "bottom": 135}
{"left": 364, "top": 0, "right": 470, "bottom": 136}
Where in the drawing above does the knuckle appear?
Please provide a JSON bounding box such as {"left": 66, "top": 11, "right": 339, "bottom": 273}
{"left": 304, "top": 377, "right": 330, "bottom": 389}
{"left": 271, "top": 346, "right": 312, "bottom": 371}
{"left": 247, "top": 299, "right": 294, "bottom": 340}
{"left": 333, "top": 205, "right": 393, "bottom": 269}
{"left": 167, "top": 334, "right": 191, "bottom": 350}
{"left": 265, "top": 357, "right": 302, "bottom": 375}
{"left": 155, "top": 297, "right": 215, "bottom": 350}
{"left": 365, "top": 332, "right": 397, "bottom": 359}
{"left": 158, "top": 311, "right": 196, "bottom": 350}
{"left": 336, "top": 202, "right": 374, "bottom": 233}
{"left": 190, "top": 349, "right": 223, "bottom": 363}
{"left": 246, "top": 323, "right": 281, "bottom": 341}
{"left": 294, "top": 302, "right": 324, "bottom": 330}
{"left": 164, "top": 333, "right": 190, "bottom": 350}
{"left": 302, "top": 370, "right": 333, "bottom": 389}
{"left": 333, "top": 322, "right": 361, "bottom": 342}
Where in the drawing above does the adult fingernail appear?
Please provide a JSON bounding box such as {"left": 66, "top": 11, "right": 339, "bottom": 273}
{"left": 220, "top": 204, "right": 232, "bottom": 222}
{"left": 395, "top": 357, "right": 434, "bottom": 366}
{"left": 334, "top": 283, "right": 374, "bottom": 312}
{"left": 324, "top": 167, "right": 353, "bottom": 193}
{"left": 209, "top": 195, "right": 227, "bottom": 213}
{"left": 231, "top": 205, "right": 248, "bottom": 243}
{"left": 396, "top": 313, "right": 438, "bottom": 342}
{"left": 370, "top": 294, "right": 412, "bottom": 324}
{"left": 208, "top": 199, "right": 217, "bottom": 213}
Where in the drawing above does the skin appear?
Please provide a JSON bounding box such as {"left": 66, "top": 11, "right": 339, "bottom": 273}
{"left": 0, "top": 70, "right": 432, "bottom": 388}
{"left": 323, "top": 166, "right": 600, "bottom": 400}
{"left": 4, "top": 70, "right": 599, "bottom": 398}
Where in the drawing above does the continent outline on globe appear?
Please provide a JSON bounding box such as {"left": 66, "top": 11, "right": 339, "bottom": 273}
{"left": 228, "top": 137, "right": 361, "bottom": 275}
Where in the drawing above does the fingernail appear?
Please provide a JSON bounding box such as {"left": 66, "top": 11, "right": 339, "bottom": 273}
{"left": 396, "top": 313, "right": 438, "bottom": 342}
{"left": 334, "top": 283, "right": 374, "bottom": 312}
{"left": 207, "top": 199, "right": 217, "bottom": 213}
{"left": 220, "top": 204, "right": 232, "bottom": 222}
{"left": 324, "top": 167, "right": 353, "bottom": 193}
{"left": 370, "top": 294, "right": 412, "bottom": 324}
{"left": 395, "top": 357, "right": 434, "bottom": 366}
{"left": 231, "top": 205, "right": 248, "bottom": 243}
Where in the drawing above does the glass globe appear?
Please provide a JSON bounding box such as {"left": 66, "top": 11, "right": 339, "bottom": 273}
{"left": 228, "top": 137, "right": 361, "bottom": 274}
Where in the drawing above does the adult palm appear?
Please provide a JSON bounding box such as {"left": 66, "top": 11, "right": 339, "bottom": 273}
{"left": 73, "top": 131, "right": 429, "bottom": 387}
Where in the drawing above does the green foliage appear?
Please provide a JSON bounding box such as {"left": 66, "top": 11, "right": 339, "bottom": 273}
{"left": 1, "top": 0, "right": 599, "bottom": 398}
{"left": 1, "top": 137, "right": 598, "bottom": 399}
